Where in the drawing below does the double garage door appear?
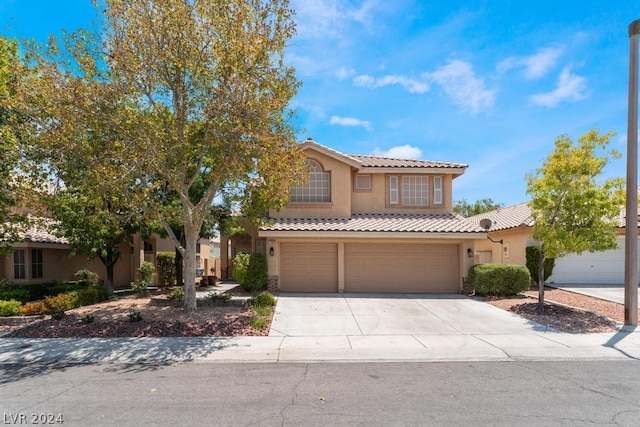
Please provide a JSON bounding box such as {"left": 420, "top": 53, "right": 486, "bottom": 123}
{"left": 280, "top": 243, "right": 460, "bottom": 293}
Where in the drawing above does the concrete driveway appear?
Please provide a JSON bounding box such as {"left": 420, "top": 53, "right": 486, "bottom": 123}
{"left": 269, "top": 293, "right": 547, "bottom": 337}
{"left": 552, "top": 284, "right": 640, "bottom": 304}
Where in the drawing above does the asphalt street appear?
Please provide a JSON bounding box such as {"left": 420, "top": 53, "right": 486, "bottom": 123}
{"left": 2, "top": 360, "right": 640, "bottom": 426}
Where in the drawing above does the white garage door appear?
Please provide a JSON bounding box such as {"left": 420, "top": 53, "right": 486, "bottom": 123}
{"left": 549, "top": 237, "right": 640, "bottom": 285}
{"left": 345, "top": 244, "right": 460, "bottom": 293}
{"left": 280, "top": 243, "right": 338, "bottom": 292}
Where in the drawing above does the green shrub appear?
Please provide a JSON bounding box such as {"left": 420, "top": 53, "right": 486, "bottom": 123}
{"left": 166, "top": 288, "right": 185, "bottom": 300}
{"left": 468, "top": 263, "right": 531, "bottom": 296}
{"left": 252, "top": 290, "right": 276, "bottom": 307}
{"left": 0, "top": 300, "right": 22, "bottom": 317}
{"left": 128, "top": 311, "right": 143, "bottom": 322}
{"left": 44, "top": 292, "right": 79, "bottom": 312}
{"left": 79, "top": 314, "right": 95, "bottom": 324}
{"left": 249, "top": 316, "right": 268, "bottom": 329}
{"left": 19, "top": 301, "right": 49, "bottom": 316}
{"left": 130, "top": 280, "right": 149, "bottom": 296}
{"left": 156, "top": 251, "right": 176, "bottom": 288}
{"left": 252, "top": 306, "right": 272, "bottom": 317}
{"left": 76, "top": 286, "right": 109, "bottom": 306}
{"left": 206, "top": 292, "right": 231, "bottom": 301}
{"left": 73, "top": 269, "right": 99, "bottom": 285}
{"left": 47, "top": 282, "right": 87, "bottom": 296}
{"left": 50, "top": 308, "right": 65, "bottom": 320}
{"left": 0, "top": 288, "right": 30, "bottom": 304}
{"left": 138, "top": 261, "right": 155, "bottom": 284}
{"left": 525, "top": 246, "right": 556, "bottom": 285}
{"left": 233, "top": 253, "right": 267, "bottom": 292}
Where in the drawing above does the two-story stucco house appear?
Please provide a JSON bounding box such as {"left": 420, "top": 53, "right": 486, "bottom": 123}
{"left": 223, "top": 138, "right": 486, "bottom": 293}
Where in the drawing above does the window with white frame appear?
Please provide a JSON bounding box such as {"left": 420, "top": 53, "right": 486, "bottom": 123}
{"left": 402, "top": 176, "right": 429, "bottom": 206}
{"left": 14, "top": 250, "right": 25, "bottom": 280}
{"left": 31, "top": 249, "right": 43, "bottom": 279}
{"left": 389, "top": 176, "right": 399, "bottom": 204}
{"left": 433, "top": 176, "right": 443, "bottom": 205}
{"left": 355, "top": 174, "right": 372, "bottom": 190}
{"left": 289, "top": 159, "right": 330, "bottom": 202}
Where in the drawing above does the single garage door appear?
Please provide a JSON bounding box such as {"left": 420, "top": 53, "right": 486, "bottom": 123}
{"left": 345, "top": 244, "right": 459, "bottom": 293}
{"left": 280, "top": 243, "right": 338, "bottom": 292}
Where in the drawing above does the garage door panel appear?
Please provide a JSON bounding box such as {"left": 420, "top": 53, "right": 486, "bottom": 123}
{"left": 281, "top": 244, "right": 338, "bottom": 292}
{"left": 345, "top": 244, "right": 459, "bottom": 293}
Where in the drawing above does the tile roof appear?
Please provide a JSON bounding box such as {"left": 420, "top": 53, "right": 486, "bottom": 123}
{"left": 7, "top": 218, "right": 69, "bottom": 245}
{"left": 261, "top": 213, "right": 485, "bottom": 233}
{"left": 349, "top": 155, "right": 467, "bottom": 169}
{"left": 467, "top": 203, "right": 534, "bottom": 232}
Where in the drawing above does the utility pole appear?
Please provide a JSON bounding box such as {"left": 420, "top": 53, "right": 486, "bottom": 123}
{"left": 625, "top": 19, "right": 640, "bottom": 327}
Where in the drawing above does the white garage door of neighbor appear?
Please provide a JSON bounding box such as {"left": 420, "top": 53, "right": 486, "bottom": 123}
{"left": 280, "top": 243, "right": 338, "bottom": 292}
{"left": 345, "top": 243, "right": 460, "bottom": 293}
{"left": 549, "top": 237, "right": 640, "bottom": 285}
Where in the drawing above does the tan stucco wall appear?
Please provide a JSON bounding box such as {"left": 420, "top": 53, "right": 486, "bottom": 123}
{"left": 270, "top": 149, "right": 353, "bottom": 219}
{"left": 472, "top": 227, "right": 534, "bottom": 267}
{"left": 351, "top": 173, "right": 454, "bottom": 214}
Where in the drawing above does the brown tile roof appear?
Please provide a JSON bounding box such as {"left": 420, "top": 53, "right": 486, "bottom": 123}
{"left": 261, "top": 213, "right": 484, "bottom": 233}
{"left": 349, "top": 155, "right": 467, "bottom": 169}
{"left": 467, "top": 203, "right": 534, "bottom": 232}
{"left": 10, "top": 218, "right": 69, "bottom": 245}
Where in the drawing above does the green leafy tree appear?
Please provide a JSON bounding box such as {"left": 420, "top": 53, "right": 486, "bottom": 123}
{"left": 526, "top": 129, "right": 625, "bottom": 311}
{"left": 454, "top": 198, "right": 503, "bottom": 217}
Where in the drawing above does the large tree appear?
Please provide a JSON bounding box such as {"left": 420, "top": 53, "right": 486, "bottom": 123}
{"left": 11, "top": 0, "right": 305, "bottom": 313}
{"left": 526, "top": 129, "right": 625, "bottom": 311}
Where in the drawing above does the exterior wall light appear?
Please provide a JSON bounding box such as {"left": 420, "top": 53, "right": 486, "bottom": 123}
{"left": 467, "top": 248, "right": 473, "bottom": 258}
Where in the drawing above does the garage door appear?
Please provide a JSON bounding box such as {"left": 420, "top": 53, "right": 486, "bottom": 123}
{"left": 280, "top": 243, "right": 338, "bottom": 292}
{"left": 345, "top": 244, "right": 459, "bottom": 293}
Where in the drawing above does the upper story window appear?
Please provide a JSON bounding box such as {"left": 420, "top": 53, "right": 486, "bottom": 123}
{"left": 289, "top": 159, "right": 330, "bottom": 203}
{"left": 402, "top": 176, "right": 429, "bottom": 206}
{"left": 389, "top": 175, "right": 442, "bottom": 207}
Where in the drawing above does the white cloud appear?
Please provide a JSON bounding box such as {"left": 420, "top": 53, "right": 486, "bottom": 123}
{"left": 530, "top": 66, "right": 588, "bottom": 107}
{"left": 353, "top": 74, "right": 430, "bottom": 94}
{"left": 427, "top": 60, "right": 495, "bottom": 113}
{"left": 497, "top": 47, "right": 563, "bottom": 79}
{"left": 335, "top": 66, "right": 356, "bottom": 80}
{"left": 329, "top": 115, "right": 372, "bottom": 131}
{"left": 373, "top": 145, "right": 423, "bottom": 159}
{"left": 291, "top": 0, "right": 377, "bottom": 39}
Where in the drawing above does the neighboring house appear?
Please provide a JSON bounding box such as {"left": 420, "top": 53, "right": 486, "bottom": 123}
{"left": 0, "top": 218, "right": 217, "bottom": 289}
{"left": 469, "top": 202, "right": 639, "bottom": 285}
{"left": 221, "top": 138, "right": 486, "bottom": 293}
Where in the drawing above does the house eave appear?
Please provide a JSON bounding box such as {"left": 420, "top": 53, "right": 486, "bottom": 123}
{"left": 258, "top": 230, "right": 487, "bottom": 240}
{"left": 360, "top": 167, "right": 466, "bottom": 175}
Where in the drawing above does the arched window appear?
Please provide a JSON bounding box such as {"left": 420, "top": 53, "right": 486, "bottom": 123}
{"left": 289, "top": 159, "right": 330, "bottom": 202}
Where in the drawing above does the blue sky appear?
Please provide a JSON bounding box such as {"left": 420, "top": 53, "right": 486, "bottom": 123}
{"left": 2, "top": 0, "right": 639, "bottom": 206}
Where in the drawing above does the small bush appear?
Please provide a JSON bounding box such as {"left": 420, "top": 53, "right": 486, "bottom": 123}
{"left": 156, "top": 251, "right": 176, "bottom": 288}
{"left": 0, "top": 300, "right": 22, "bottom": 317}
{"left": 138, "top": 261, "right": 155, "bottom": 284}
{"left": 79, "top": 314, "right": 95, "bottom": 324}
{"left": 166, "top": 288, "right": 185, "bottom": 301}
{"left": 249, "top": 316, "right": 268, "bottom": 329}
{"left": 0, "top": 288, "right": 30, "bottom": 304}
{"left": 50, "top": 308, "right": 65, "bottom": 320}
{"left": 252, "top": 306, "right": 272, "bottom": 317}
{"left": 233, "top": 253, "right": 267, "bottom": 292}
{"left": 19, "top": 301, "right": 49, "bottom": 316}
{"left": 128, "top": 311, "right": 143, "bottom": 322}
{"left": 468, "top": 263, "right": 531, "bottom": 296}
{"left": 526, "top": 246, "right": 556, "bottom": 285}
{"left": 252, "top": 291, "right": 276, "bottom": 308}
{"left": 44, "top": 292, "right": 79, "bottom": 313}
{"left": 76, "top": 286, "right": 109, "bottom": 306}
{"left": 206, "top": 292, "right": 231, "bottom": 301}
{"left": 73, "top": 269, "right": 99, "bottom": 285}
{"left": 130, "top": 281, "right": 149, "bottom": 296}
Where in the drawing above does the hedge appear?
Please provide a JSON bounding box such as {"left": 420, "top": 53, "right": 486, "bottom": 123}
{"left": 233, "top": 253, "right": 267, "bottom": 292}
{"left": 468, "top": 263, "right": 531, "bottom": 296}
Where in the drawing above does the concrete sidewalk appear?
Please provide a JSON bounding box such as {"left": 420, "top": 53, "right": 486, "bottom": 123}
{"left": 552, "top": 283, "right": 640, "bottom": 305}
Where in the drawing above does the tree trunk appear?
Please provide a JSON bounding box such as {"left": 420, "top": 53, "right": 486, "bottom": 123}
{"left": 175, "top": 248, "right": 184, "bottom": 287}
{"left": 183, "top": 225, "right": 199, "bottom": 314}
{"left": 538, "top": 244, "right": 545, "bottom": 313}
{"left": 105, "top": 264, "right": 115, "bottom": 296}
